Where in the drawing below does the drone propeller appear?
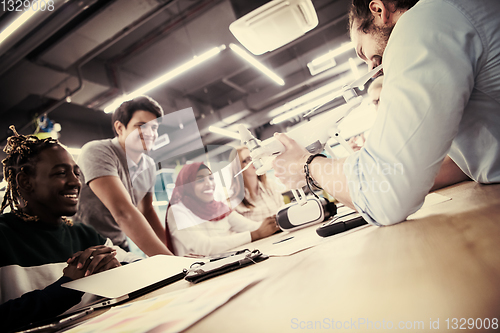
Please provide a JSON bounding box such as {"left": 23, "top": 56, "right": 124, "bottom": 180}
{"left": 234, "top": 161, "right": 253, "bottom": 177}
{"left": 350, "top": 64, "right": 383, "bottom": 88}
{"left": 303, "top": 64, "right": 383, "bottom": 118}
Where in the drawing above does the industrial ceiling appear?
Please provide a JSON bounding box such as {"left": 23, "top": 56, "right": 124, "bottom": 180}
{"left": 0, "top": 0, "right": 367, "bottom": 175}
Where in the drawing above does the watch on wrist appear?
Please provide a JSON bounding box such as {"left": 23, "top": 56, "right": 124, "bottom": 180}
{"left": 304, "top": 154, "right": 326, "bottom": 197}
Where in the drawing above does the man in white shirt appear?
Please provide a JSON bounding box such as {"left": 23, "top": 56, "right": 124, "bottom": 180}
{"left": 273, "top": 0, "right": 500, "bottom": 226}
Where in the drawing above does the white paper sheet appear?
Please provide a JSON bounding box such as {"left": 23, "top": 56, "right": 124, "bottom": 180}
{"left": 64, "top": 272, "right": 265, "bottom": 333}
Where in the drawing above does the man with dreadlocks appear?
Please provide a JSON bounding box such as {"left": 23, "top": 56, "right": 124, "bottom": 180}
{"left": 0, "top": 126, "right": 139, "bottom": 332}
{"left": 273, "top": 0, "right": 500, "bottom": 226}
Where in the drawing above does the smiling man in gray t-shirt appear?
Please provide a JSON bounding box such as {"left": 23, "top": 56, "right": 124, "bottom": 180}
{"left": 74, "top": 96, "right": 172, "bottom": 256}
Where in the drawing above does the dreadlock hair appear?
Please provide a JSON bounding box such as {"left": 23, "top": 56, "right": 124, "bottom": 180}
{"left": 1, "top": 125, "right": 59, "bottom": 221}
{"left": 348, "top": 0, "right": 420, "bottom": 33}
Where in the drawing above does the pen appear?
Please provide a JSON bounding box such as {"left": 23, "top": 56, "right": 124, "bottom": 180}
{"left": 273, "top": 236, "right": 294, "bottom": 244}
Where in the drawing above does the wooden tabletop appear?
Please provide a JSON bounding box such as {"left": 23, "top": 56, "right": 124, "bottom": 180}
{"left": 181, "top": 181, "right": 500, "bottom": 332}
{"left": 75, "top": 181, "right": 500, "bottom": 332}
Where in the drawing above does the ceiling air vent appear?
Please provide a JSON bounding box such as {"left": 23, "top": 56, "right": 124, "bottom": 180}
{"left": 229, "top": 0, "right": 318, "bottom": 55}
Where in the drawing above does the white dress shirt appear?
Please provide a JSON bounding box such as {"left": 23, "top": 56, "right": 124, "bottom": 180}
{"left": 345, "top": 0, "right": 500, "bottom": 225}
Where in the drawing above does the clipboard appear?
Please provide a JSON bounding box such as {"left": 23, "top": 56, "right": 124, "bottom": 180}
{"left": 185, "top": 249, "right": 269, "bottom": 283}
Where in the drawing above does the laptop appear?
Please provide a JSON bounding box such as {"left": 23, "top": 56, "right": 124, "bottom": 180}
{"left": 62, "top": 255, "right": 198, "bottom": 300}
{"left": 17, "top": 255, "right": 199, "bottom": 332}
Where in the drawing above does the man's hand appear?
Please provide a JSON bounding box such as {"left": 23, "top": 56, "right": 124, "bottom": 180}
{"left": 347, "top": 134, "right": 365, "bottom": 152}
{"left": 65, "top": 245, "right": 121, "bottom": 278}
{"left": 63, "top": 262, "right": 88, "bottom": 280}
{"left": 272, "top": 133, "right": 310, "bottom": 190}
{"left": 251, "top": 215, "right": 279, "bottom": 241}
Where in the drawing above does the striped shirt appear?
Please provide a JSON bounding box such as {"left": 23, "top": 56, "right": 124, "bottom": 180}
{"left": 0, "top": 212, "right": 139, "bottom": 331}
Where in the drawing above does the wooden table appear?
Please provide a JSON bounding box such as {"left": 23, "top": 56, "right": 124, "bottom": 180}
{"left": 179, "top": 181, "right": 500, "bottom": 332}
{"left": 75, "top": 181, "right": 500, "bottom": 332}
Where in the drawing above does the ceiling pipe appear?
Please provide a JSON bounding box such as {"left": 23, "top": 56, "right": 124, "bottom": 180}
{"left": 0, "top": 61, "right": 84, "bottom": 144}
{"left": 86, "top": 0, "right": 222, "bottom": 110}
{"left": 1, "top": 0, "right": 195, "bottom": 143}
{"left": 1, "top": 1, "right": 187, "bottom": 143}
{"left": 222, "top": 78, "right": 247, "bottom": 94}
{"left": 0, "top": 0, "right": 78, "bottom": 75}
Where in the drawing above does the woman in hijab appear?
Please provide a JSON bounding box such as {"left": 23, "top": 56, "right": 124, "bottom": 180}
{"left": 165, "top": 162, "right": 279, "bottom": 256}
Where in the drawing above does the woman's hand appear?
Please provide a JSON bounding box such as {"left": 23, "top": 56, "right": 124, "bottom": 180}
{"left": 64, "top": 245, "right": 121, "bottom": 279}
{"left": 251, "top": 215, "right": 279, "bottom": 241}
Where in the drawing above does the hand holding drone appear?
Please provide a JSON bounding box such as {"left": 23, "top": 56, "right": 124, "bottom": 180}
{"left": 237, "top": 64, "right": 382, "bottom": 176}
{"left": 236, "top": 64, "right": 383, "bottom": 231}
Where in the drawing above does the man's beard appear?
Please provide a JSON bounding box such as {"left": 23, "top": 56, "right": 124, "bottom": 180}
{"left": 370, "top": 23, "right": 395, "bottom": 58}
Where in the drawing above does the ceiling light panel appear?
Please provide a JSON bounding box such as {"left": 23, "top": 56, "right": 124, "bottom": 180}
{"left": 307, "top": 42, "right": 354, "bottom": 76}
{"left": 103, "top": 45, "right": 226, "bottom": 113}
{"left": 229, "top": 43, "right": 284, "bottom": 86}
{"left": 208, "top": 126, "right": 241, "bottom": 140}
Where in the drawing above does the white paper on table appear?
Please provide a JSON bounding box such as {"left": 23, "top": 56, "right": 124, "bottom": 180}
{"left": 64, "top": 271, "right": 266, "bottom": 333}
{"left": 407, "top": 192, "right": 451, "bottom": 220}
{"left": 420, "top": 192, "right": 451, "bottom": 207}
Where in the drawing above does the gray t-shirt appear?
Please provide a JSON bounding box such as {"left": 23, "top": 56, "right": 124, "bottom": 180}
{"left": 74, "top": 137, "right": 156, "bottom": 250}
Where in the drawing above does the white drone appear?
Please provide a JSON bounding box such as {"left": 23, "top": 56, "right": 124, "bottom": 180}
{"left": 236, "top": 64, "right": 383, "bottom": 205}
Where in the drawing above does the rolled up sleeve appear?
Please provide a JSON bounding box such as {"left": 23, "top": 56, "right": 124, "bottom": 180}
{"left": 345, "top": 1, "right": 479, "bottom": 225}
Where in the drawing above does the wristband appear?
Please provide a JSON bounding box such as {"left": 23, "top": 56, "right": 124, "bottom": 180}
{"left": 304, "top": 154, "right": 326, "bottom": 197}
